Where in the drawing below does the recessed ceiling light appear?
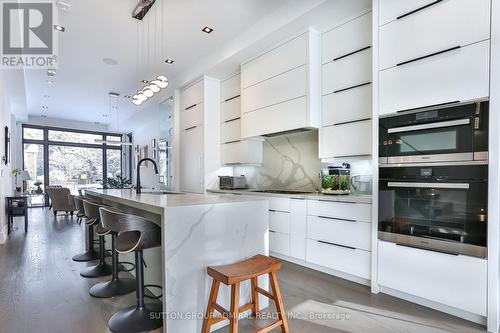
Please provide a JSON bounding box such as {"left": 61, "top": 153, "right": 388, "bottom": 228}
{"left": 165, "top": 59, "right": 174, "bottom": 64}
{"left": 102, "top": 114, "right": 108, "bottom": 118}
{"left": 54, "top": 24, "right": 65, "bottom": 32}
{"left": 124, "top": 95, "right": 131, "bottom": 99}
{"left": 202, "top": 26, "right": 214, "bottom": 34}
{"left": 47, "top": 69, "right": 56, "bottom": 77}
{"left": 141, "top": 80, "right": 149, "bottom": 83}
{"left": 41, "top": 114, "right": 47, "bottom": 118}
{"left": 42, "top": 106, "right": 48, "bottom": 109}
{"left": 103, "top": 58, "right": 118, "bottom": 65}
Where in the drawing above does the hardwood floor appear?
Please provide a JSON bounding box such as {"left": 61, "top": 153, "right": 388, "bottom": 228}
{"left": 0, "top": 208, "right": 487, "bottom": 333}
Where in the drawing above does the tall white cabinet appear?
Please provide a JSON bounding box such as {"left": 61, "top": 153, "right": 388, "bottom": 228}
{"left": 320, "top": 12, "right": 373, "bottom": 159}
{"left": 220, "top": 73, "right": 263, "bottom": 165}
{"left": 179, "top": 77, "right": 220, "bottom": 193}
{"left": 241, "top": 29, "right": 321, "bottom": 138}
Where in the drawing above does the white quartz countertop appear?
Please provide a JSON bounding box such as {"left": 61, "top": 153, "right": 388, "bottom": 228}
{"left": 86, "top": 189, "right": 267, "bottom": 210}
{"left": 207, "top": 188, "right": 372, "bottom": 204}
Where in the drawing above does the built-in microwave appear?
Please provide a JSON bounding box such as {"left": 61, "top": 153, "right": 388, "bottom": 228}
{"left": 379, "top": 101, "right": 488, "bottom": 165}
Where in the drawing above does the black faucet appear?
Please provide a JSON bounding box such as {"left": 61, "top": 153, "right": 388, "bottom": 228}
{"left": 136, "top": 158, "right": 159, "bottom": 194}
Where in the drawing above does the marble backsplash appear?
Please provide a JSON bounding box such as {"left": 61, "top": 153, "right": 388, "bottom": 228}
{"left": 230, "top": 130, "right": 372, "bottom": 192}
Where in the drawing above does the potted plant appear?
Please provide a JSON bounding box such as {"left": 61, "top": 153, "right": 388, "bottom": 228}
{"left": 34, "top": 181, "right": 43, "bottom": 194}
{"left": 103, "top": 175, "right": 132, "bottom": 189}
{"left": 11, "top": 168, "right": 22, "bottom": 195}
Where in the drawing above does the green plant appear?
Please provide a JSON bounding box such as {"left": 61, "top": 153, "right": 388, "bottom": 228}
{"left": 103, "top": 175, "right": 131, "bottom": 189}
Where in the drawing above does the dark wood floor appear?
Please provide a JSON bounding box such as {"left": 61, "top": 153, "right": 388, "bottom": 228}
{"left": 0, "top": 208, "right": 487, "bottom": 333}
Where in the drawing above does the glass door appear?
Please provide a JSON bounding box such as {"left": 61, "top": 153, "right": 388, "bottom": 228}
{"left": 23, "top": 143, "right": 45, "bottom": 206}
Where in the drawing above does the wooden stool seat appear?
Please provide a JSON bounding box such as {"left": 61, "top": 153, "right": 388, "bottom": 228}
{"left": 208, "top": 254, "right": 282, "bottom": 285}
{"left": 202, "top": 255, "right": 289, "bottom": 333}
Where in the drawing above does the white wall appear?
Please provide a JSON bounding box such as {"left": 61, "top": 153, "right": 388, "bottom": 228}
{"left": 0, "top": 76, "right": 17, "bottom": 243}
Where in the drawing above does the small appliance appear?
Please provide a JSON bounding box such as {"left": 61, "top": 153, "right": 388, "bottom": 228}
{"left": 219, "top": 176, "right": 248, "bottom": 190}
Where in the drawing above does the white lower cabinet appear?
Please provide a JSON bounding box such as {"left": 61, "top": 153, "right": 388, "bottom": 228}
{"left": 378, "top": 241, "right": 487, "bottom": 316}
{"left": 290, "top": 199, "right": 307, "bottom": 260}
{"left": 306, "top": 239, "right": 371, "bottom": 279}
{"left": 307, "top": 216, "right": 371, "bottom": 251}
{"left": 270, "top": 231, "right": 291, "bottom": 256}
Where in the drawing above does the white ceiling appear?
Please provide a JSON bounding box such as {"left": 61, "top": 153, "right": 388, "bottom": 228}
{"left": 18, "top": 0, "right": 370, "bottom": 127}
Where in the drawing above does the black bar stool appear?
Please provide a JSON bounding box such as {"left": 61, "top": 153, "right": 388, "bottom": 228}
{"left": 89, "top": 206, "right": 136, "bottom": 298}
{"left": 80, "top": 200, "right": 113, "bottom": 278}
{"left": 72, "top": 196, "right": 99, "bottom": 262}
{"left": 99, "top": 207, "right": 163, "bottom": 333}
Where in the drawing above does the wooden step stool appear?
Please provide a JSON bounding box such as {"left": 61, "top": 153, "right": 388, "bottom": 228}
{"left": 202, "top": 254, "right": 289, "bottom": 333}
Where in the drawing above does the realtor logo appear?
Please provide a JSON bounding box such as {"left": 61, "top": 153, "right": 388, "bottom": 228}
{"left": 1, "top": 0, "right": 58, "bottom": 68}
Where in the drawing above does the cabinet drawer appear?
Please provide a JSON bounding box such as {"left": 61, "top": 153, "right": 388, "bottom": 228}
{"left": 322, "top": 83, "right": 372, "bottom": 126}
{"left": 270, "top": 231, "right": 290, "bottom": 256}
{"left": 242, "top": 34, "right": 307, "bottom": 88}
{"left": 379, "top": 40, "right": 490, "bottom": 115}
{"left": 307, "top": 216, "right": 370, "bottom": 251}
{"left": 221, "top": 74, "right": 241, "bottom": 102}
{"left": 181, "top": 103, "right": 204, "bottom": 130}
{"left": 321, "top": 120, "right": 372, "bottom": 159}
{"left": 268, "top": 197, "right": 291, "bottom": 212}
{"left": 220, "top": 140, "right": 263, "bottom": 165}
{"left": 221, "top": 97, "right": 241, "bottom": 122}
{"left": 322, "top": 49, "right": 371, "bottom": 95}
{"left": 306, "top": 239, "right": 370, "bottom": 279}
{"left": 242, "top": 65, "right": 307, "bottom": 113}
{"left": 269, "top": 211, "right": 290, "bottom": 234}
{"left": 378, "top": 241, "right": 487, "bottom": 316}
{"left": 322, "top": 12, "right": 371, "bottom": 64}
{"left": 220, "top": 119, "right": 241, "bottom": 143}
{"left": 181, "top": 80, "right": 204, "bottom": 110}
{"left": 308, "top": 199, "right": 371, "bottom": 222}
{"left": 241, "top": 97, "right": 307, "bottom": 138}
{"left": 379, "top": 0, "right": 490, "bottom": 70}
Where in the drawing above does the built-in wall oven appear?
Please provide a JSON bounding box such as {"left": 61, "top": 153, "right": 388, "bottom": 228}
{"left": 378, "top": 101, "right": 489, "bottom": 258}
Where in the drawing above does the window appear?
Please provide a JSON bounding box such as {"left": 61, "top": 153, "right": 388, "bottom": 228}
{"left": 48, "top": 130, "right": 102, "bottom": 144}
{"left": 22, "top": 125, "right": 124, "bottom": 198}
{"left": 23, "top": 127, "right": 43, "bottom": 140}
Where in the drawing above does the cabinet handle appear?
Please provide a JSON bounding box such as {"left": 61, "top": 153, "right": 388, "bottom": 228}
{"left": 395, "top": 243, "right": 459, "bottom": 256}
{"left": 396, "top": 46, "right": 461, "bottom": 67}
{"left": 333, "top": 46, "right": 371, "bottom": 62}
{"left": 269, "top": 230, "right": 276, "bottom": 233}
{"left": 185, "top": 126, "right": 197, "bottom": 131}
{"left": 224, "top": 117, "right": 240, "bottom": 123}
{"left": 396, "top": 100, "right": 460, "bottom": 114}
{"left": 318, "top": 240, "right": 356, "bottom": 250}
{"left": 333, "top": 118, "right": 371, "bottom": 126}
{"left": 317, "top": 199, "right": 358, "bottom": 204}
{"left": 269, "top": 209, "right": 290, "bottom": 213}
{"left": 224, "top": 95, "right": 240, "bottom": 102}
{"left": 333, "top": 82, "right": 371, "bottom": 94}
{"left": 333, "top": 154, "right": 371, "bottom": 159}
{"left": 396, "top": 0, "right": 443, "bottom": 20}
{"left": 185, "top": 103, "right": 197, "bottom": 110}
{"left": 318, "top": 216, "right": 357, "bottom": 223}
{"left": 223, "top": 140, "right": 240, "bottom": 144}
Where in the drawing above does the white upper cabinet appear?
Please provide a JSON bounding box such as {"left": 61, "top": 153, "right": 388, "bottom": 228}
{"left": 180, "top": 80, "right": 204, "bottom": 110}
{"left": 242, "top": 34, "right": 307, "bottom": 89}
{"left": 322, "top": 12, "right": 372, "bottom": 64}
{"left": 379, "top": 40, "right": 490, "bottom": 115}
{"left": 241, "top": 29, "right": 321, "bottom": 138}
{"left": 379, "top": 0, "right": 491, "bottom": 70}
{"left": 219, "top": 73, "right": 263, "bottom": 165}
{"left": 320, "top": 12, "right": 372, "bottom": 159}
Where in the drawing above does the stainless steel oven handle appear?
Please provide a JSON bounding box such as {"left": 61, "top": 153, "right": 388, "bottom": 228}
{"left": 387, "top": 118, "right": 470, "bottom": 133}
{"left": 387, "top": 182, "right": 470, "bottom": 189}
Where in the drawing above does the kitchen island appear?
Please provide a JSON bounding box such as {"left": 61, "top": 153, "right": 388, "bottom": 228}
{"left": 85, "top": 189, "right": 269, "bottom": 332}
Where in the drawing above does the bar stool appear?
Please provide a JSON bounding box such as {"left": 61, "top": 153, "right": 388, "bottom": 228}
{"left": 80, "top": 200, "right": 113, "bottom": 278}
{"left": 89, "top": 206, "right": 136, "bottom": 298}
{"left": 72, "top": 196, "right": 100, "bottom": 262}
{"left": 202, "top": 255, "right": 289, "bottom": 333}
{"left": 100, "top": 207, "right": 163, "bottom": 333}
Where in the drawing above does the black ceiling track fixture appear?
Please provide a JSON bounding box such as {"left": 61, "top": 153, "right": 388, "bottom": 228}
{"left": 132, "top": 0, "right": 156, "bottom": 20}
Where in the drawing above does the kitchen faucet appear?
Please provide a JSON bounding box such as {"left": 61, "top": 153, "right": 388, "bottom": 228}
{"left": 136, "top": 158, "right": 159, "bottom": 194}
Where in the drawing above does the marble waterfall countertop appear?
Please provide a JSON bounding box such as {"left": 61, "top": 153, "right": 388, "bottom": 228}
{"left": 207, "top": 188, "right": 372, "bottom": 204}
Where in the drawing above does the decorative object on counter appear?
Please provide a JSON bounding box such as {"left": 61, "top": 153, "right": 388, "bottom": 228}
{"left": 34, "top": 181, "right": 44, "bottom": 194}
{"left": 103, "top": 175, "right": 132, "bottom": 189}
{"left": 320, "top": 162, "right": 351, "bottom": 195}
{"left": 350, "top": 174, "right": 372, "bottom": 195}
{"left": 203, "top": 255, "right": 289, "bottom": 333}
{"left": 219, "top": 176, "right": 248, "bottom": 190}
{"left": 2, "top": 126, "right": 10, "bottom": 165}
